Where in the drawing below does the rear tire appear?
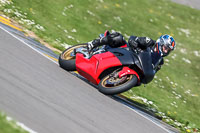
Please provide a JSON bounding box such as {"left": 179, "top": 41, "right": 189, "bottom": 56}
{"left": 98, "top": 74, "right": 138, "bottom": 95}
{"left": 58, "top": 43, "right": 87, "bottom": 71}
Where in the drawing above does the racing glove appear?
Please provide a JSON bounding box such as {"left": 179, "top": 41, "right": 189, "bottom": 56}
{"left": 87, "top": 39, "right": 101, "bottom": 51}
{"left": 129, "top": 36, "right": 155, "bottom": 50}
{"left": 128, "top": 36, "right": 139, "bottom": 49}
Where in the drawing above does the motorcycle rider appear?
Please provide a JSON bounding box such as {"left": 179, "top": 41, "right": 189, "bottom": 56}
{"left": 87, "top": 31, "right": 176, "bottom": 73}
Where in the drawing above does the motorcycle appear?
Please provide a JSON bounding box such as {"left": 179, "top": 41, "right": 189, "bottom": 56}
{"left": 58, "top": 32, "right": 155, "bottom": 95}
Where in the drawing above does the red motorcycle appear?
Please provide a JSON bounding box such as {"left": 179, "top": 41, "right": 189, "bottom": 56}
{"left": 59, "top": 33, "right": 155, "bottom": 95}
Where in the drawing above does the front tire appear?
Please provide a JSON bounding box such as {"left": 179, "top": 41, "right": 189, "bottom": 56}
{"left": 58, "top": 43, "right": 87, "bottom": 71}
{"left": 98, "top": 74, "right": 138, "bottom": 95}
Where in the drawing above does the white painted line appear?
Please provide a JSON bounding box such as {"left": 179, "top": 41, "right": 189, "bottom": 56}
{"left": 16, "top": 122, "right": 38, "bottom": 133}
{"left": 6, "top": 116, "right": 37, "bottom": 133}
{"left": 0, "top": 26, "right": 58, "bottom": 65}
{"left": 0, "top": 25, "right": 172, "bottom": 133}
{"left": 122, "top": 103, "right": 171, "bottom": 133}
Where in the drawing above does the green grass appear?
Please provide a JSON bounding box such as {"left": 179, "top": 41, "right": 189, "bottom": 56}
{"left": 0, "top": 112, "right": 28, "bottom": 133}
{"left": 0, "top": 0, "right": 200, "bottom": 132}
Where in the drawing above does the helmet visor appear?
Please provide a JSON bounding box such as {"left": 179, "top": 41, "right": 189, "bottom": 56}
{"left": 162, "top": 45, "right": 171, "bottom": 56}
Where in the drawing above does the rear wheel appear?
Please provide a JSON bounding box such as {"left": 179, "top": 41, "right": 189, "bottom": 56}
{"left": 58, "top": 43, "right": 87, "bottom": 71}
{"left": 98, "top": 72, "right": 138, "bottom": 95}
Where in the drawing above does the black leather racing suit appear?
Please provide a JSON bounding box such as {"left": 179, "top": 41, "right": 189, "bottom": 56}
{"left": 128, "top": 36, "right": 164, "bottom": 72}
{"left": 89, "top": 32, "right": 164, "bottom": 72}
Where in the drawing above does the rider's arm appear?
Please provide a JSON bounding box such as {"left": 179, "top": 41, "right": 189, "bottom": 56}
{"left": 128, "top": 36, "right": 156, "bottom": 50}
{"left": 104, "top": 32, "right": 126, "bottom": 47}
{"left": 87, "top": 32, "right": 126, "bottom": 50}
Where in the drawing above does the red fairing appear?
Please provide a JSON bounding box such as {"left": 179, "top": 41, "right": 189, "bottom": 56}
{"left": 76, "top": 52, "right": 122, "bottom": 85}
{"left": 120, "top": 44, "right": 127, "bottom": 48}
{"left": 104, "top": 30, "right": 109, "bottom": 36}
{"left": 118, "top": 67, "right": 140, "bottom": 82}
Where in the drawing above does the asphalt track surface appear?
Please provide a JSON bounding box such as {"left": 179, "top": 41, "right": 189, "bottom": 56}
{"left": 0, "top": 27, "right": 171, "bottom": 133}
{"left": 171, "top": 0, "right": 200, "bottom": 10}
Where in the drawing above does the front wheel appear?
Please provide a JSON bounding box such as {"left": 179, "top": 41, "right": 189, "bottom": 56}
{"left": 98, "top": 74, "right": 138, "bottom": 95}
{"left": 58, "top": 43, "right": 87, "bottom": 71}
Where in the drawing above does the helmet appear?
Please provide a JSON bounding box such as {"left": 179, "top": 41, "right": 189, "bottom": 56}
{"left": 156, "top": 35, "right": 176, "bottom": 57}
